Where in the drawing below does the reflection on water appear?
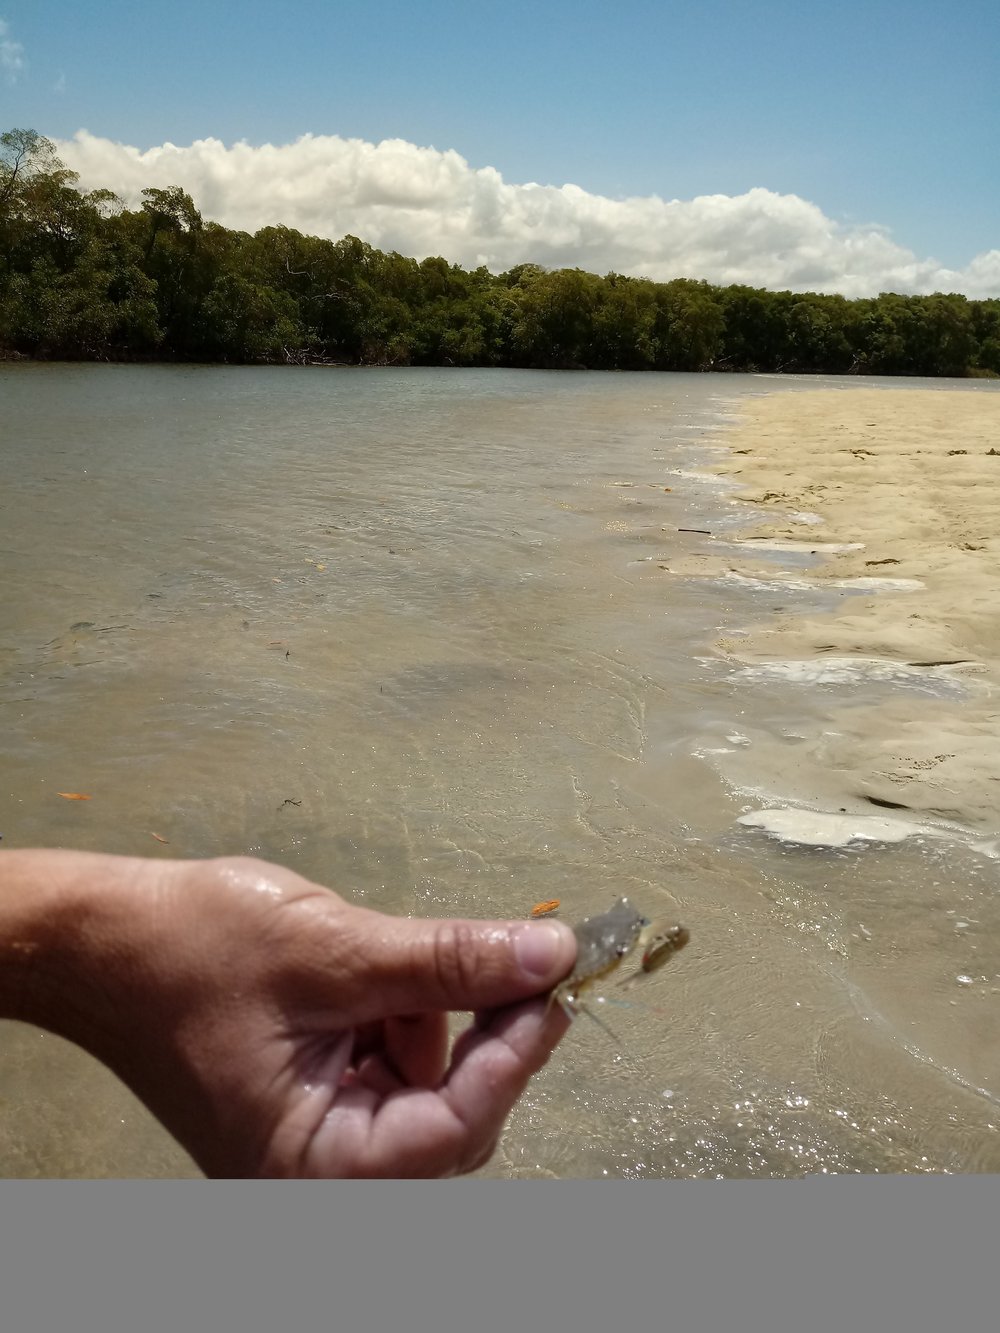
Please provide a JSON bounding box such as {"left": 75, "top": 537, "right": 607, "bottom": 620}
{"left": 1, "top": 364, "right": 998, "bottom": 1177}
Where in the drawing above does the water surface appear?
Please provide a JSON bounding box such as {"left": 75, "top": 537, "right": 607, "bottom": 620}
{"left": 2, "top": 364, "right": 998, "bottom": 1177}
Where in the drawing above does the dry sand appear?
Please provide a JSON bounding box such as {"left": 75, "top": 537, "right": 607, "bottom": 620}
{"left": 682, "top": 385, "right": 1000, "bottom": 840}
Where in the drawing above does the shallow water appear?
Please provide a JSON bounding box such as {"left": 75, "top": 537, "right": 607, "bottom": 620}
{"left": 1, "top": 363, "right": 998, "bottom": 1177}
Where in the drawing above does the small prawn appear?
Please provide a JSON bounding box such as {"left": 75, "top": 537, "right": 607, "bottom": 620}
{"left": 547, "top": 898, "right": 647, "bottom": 1035}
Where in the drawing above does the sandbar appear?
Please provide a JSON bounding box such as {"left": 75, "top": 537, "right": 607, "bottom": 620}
{"left": 691, "top": 384, "right": 1000, "bottom": 839}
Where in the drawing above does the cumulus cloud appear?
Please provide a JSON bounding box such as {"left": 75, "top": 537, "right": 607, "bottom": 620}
{"left": 56, "top": 129, "right": 1000, "bottom": 300}
{"left": 0, "top": 17, "right": 25, "bottom": 84}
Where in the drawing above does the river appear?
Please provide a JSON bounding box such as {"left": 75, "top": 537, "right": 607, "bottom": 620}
{"left": 2, "top": 363, "right": 998, "bottom": 1177}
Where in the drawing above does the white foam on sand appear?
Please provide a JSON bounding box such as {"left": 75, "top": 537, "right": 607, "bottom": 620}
{"left": 720, "top": 572, "right": 925, "bottom": 594}
{"left": 720, "top": 572, "right": 826, "bottom": 592}
{"left": 736, "top": 807, "right": 1000, "bottom": 858}
{"left": 723, "top": 656, "right": 972, "bottom": 689}
{"left": 666, "top": 468, "right": 731, "bottom": 485}
{"left": 737, "top": 808, "right": 931, "bottom": 847}
{"left": 827, "top": 576, "right": 925, "bottom": 593}
{"left": 723, "top": 539, "right": 866, "bottom": 553}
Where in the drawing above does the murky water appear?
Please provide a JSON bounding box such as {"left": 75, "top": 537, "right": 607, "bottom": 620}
{"left": 2, "top": 363, "right": 998, "bottom": 1177}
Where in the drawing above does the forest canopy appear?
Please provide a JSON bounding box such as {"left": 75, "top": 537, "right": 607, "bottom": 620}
{"left": 2, "top": 129, "right": 998, "bottom": 376}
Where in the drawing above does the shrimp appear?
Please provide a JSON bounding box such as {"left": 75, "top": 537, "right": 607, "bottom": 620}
{"left": 548, "top": 898, "right": 647, "bottom": 1025}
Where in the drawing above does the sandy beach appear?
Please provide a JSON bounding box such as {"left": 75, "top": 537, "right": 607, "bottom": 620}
{"left": 681, "top": 384, "right": 1000, "bottom": 842}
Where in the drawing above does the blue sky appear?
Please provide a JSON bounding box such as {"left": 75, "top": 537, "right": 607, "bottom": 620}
{"left": 2, "top": 1, "right": 998, "bottom": 293}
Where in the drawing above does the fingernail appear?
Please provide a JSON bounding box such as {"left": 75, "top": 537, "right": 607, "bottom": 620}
{"left": 513, "top": 921, "right": 573, "bottom": 981}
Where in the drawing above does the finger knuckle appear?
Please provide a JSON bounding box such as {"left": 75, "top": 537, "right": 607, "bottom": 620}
{"left": 431, "top": 921, "right": 482, "bottom": 1002}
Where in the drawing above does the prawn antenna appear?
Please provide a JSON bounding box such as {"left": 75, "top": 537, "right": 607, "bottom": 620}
{"left": 576, "top": 999, "right": 625, "bottom": 1045}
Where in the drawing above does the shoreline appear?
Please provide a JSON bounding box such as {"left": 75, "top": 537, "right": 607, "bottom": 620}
{"left": 685, "top": 384, "right": 1000, "bottom": 842}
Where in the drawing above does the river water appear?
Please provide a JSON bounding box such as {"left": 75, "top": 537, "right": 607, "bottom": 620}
{"left": 2, "top": 363, "right": 998, "bottom": 1177}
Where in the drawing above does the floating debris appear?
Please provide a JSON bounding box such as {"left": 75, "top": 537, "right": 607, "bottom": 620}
{"left": 531, "top": 899, "right": 561, "bottom": 917}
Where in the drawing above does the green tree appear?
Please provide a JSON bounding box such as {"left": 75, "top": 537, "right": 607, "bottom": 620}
{"left": 969, "top": 300, "right": 1000, "bottom": 375}
{"left": 199, "top": 272, "right": 304, "bottom": 362}
{"left": 1, "top": 130, "right": 161, "bottom": 358}
{"left": 506, "top": 267, "right": 602, "bottom": 368}
{"left": 590, "top": 275, "right": 657, "bottom": 370}
{"left": 3, "top": 125, "right": 996, "bottom": 374}
{"left": 652, "top": 279, "right": 725, "bottom": 371}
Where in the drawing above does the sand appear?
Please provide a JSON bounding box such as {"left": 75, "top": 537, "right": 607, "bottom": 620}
{"left": 684, "top": 385, "right": 1000, "bottom": 841}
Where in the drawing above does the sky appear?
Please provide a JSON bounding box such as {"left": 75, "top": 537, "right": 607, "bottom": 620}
{"left": 2, "top": 0, "right": 998, "bottom": 297}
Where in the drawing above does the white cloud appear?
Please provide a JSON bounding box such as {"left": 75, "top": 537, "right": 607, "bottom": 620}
{"left": 55, "top": 129, "right": 1000, "bottom": 300}
{"left": 0, "top": 17, "right": 25, "bottom": 84}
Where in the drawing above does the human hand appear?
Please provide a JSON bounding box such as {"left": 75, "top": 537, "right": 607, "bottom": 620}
{"left": 10, "top": 853, "right": 577, "bottom": 1177}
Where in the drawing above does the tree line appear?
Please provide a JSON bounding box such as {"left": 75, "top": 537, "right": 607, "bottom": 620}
{"left": 2, "top": 128, "right": 998, "bottom": 376}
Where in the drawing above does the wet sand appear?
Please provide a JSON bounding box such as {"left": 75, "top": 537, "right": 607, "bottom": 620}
{"left": 684, "top": 385, "right": 1000, "bottom": 843}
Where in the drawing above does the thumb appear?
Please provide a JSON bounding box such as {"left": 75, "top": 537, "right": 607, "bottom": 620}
{"left": 336, "top": 909, "right": 578, "bottom": 1020}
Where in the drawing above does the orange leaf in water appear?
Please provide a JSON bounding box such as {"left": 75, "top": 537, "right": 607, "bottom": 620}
{"left": 530, "top": 899, "right": 560, "bottom": 917}
{"left": 57, "top": 792, "right": 91, "bottom": 800}
{"left": 150, "top": 832, "right": 169, "bottom": 844}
